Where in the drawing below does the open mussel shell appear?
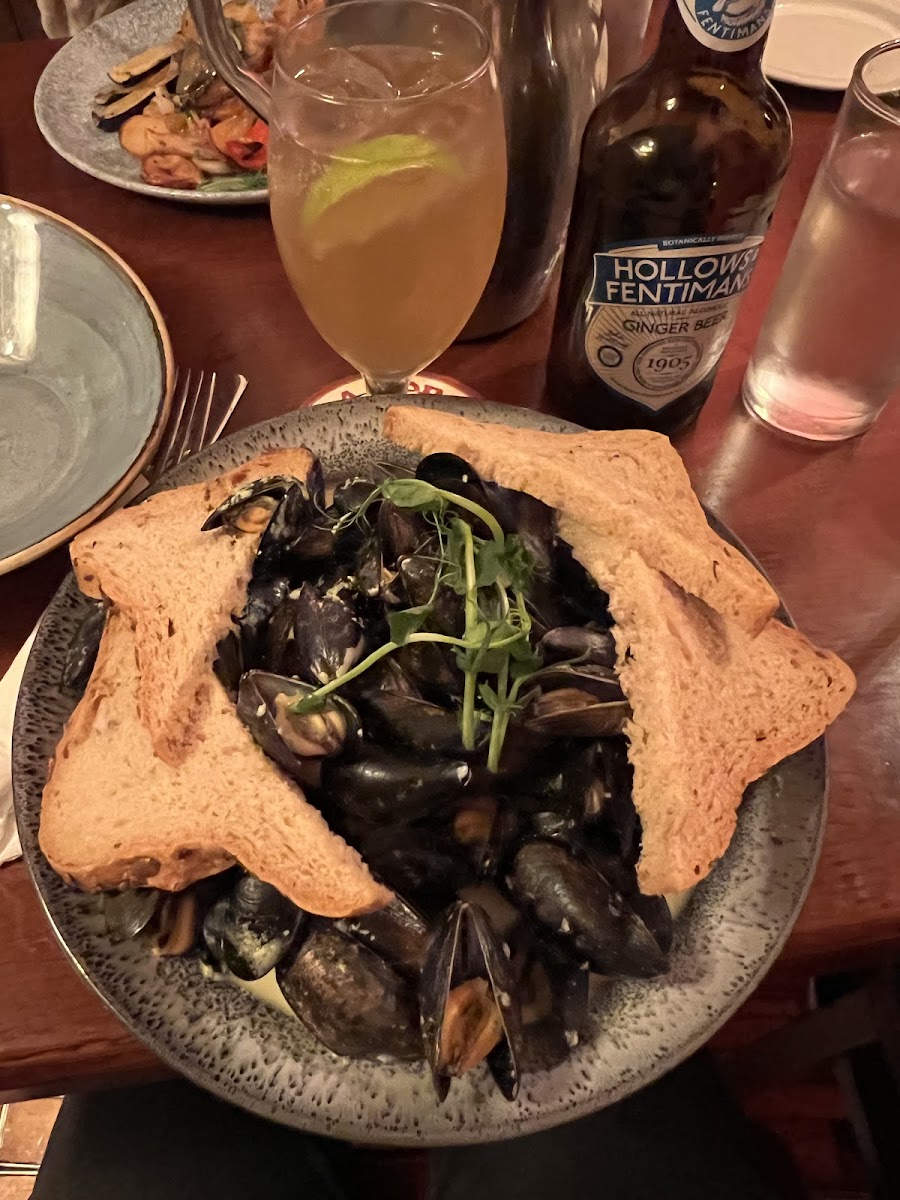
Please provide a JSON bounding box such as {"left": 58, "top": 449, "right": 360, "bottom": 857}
{"left": 321, "top": 747, "right": 471, "bottom": 825}
{"left": 507, "top": 840, "right": 668, "bottom": 979}
{"left": 334, "top": 896, "right": 430, "bottom": 981}
{"left": 420, "top": 900, "right": 522, "bottom": 1102}
{"left": 238, "top": 671, "right": 360, "bottom": 779}
{"left": 277, "top": 926, "right": 421, "bottom": 1061}
{"left": 524, "top": 688, "right": 631, "bottom": 738}
{"left": 332, "top": 477, "right": 378, "bottom": 516}
{"left": 203, "top": 873, "right": 304, "bottom": 981}
{"left": 201, "top": 475, "right": 300, "bottom": 535}
{"left": 537, "top": 625, "right": 617, "bottom": 670}
{"left": 61, "top": 600, "right": 106, "bottom": 694}
{"left": 101, "top": 888, "right": 162, "bottom": 943}
{"left": 257, "top": 480, "right": 335, "bottom": 570}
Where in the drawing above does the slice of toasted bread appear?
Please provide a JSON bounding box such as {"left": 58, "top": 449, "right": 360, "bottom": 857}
{"left": 383, "top": 406, "right": 778, "bottom": 634}
{"left": 40, "top": 612, "right": 390, "bottom": 916}
{"left": 573, "top": 540, "right": 855, "bottom": 894}
{"left": 70, "top": 449, "right": 314, "bottom": 766}
{"left": 384, "top": 407, "right": 855, "bottom": 894}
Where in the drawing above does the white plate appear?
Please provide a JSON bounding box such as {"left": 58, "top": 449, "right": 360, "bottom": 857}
{"left": 34, "top": 0, "right": 269, "bottom": 206}
{"left": 764, "top": 0, "right": 900, "bottom": 91}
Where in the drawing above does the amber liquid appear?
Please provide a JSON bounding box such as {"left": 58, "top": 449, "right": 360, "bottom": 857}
{"left": 546, "top": 5, "right": 791, "bottom": 434}
{"left": 269, "top": 44, "right": 506, "bottom": 387}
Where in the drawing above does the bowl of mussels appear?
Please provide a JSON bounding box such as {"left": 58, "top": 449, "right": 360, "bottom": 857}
{"left": 13, "top": 398, "right": 829, "bottom": 1143}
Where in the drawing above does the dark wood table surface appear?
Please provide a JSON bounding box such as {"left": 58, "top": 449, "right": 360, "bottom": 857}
{"left": 1, "top": 39, "right": 898, "bottom": 1103}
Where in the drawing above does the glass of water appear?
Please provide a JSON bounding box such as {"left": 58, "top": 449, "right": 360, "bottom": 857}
{"left": 743, "top": 39, "right": 900, "bottom": 441}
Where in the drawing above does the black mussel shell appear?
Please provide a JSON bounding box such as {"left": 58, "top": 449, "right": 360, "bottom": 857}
{"left": 538, "top": 626, "right": 617, "bottom": 670}
{"left": 277, "top": 926, "right": 421, "bottom": 1061}
{"left": 395, "top": 641, "right": 464, "bottom": 703}
{"left": 360, "top": 691, "right": 472, "bottom": 757}
{"left": 321, "top": 748, "right": 471, "bottom": 825}
{"left": 213, "top": 630, "right": 243, "bottom": 697}
{"left": 378, "top": 501, "right": 430, "bottom": 568}
{"left": 524, "top": 688, "right": 631, "bottom": 738}
{"left": 506, "top": 840, "right": 668, "bottom": 978}
{"left": 552, "top": 541, "right": 614, "bottom": 627}
{"left": 257, "top": 483, "right": 335, "bottom": 571}
{"left": 266, "top": 583, "right": 366, "bottom": 686}
{"left": 61, "top": 601, "right": 107, "bottom": 693}
{"left": 585, "top": 848, "right": 673, "bottom": 956}
{"left": 203, "top": 874, "right": 304, "bottom": 981}
{"left": 588, "top": 737, "right": 639, "bottom": 864}
{"left": 358, "top": 824, "right": 474, "bottom": 911}
{"left": 335, "top": 896, "right": 430, "bottom": 980}
{"left": 101, "top": 888, "right": 162, "bottom": 943}
{"left": 237, "top": 671, "right": 360, "bottom": 779}
{"left": 420, "top": 901, "right": 522, "bottom": 1102}
{"left": 527, "top": 662, "right": 624, "bottom": 702}
{"left": 332, "top": 477, "right": 378, "bottom": 516}
{"left": 515, "top": 741, "right": 597, "bottom": 820}
{"left": 237, "top": 574, "right": 290, "bottom": 667}
{"left": 202, "top": 475, "right": 299, "bottom": 535}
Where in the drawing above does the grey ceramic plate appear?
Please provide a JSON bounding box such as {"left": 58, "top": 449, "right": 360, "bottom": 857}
{"left": 0, "top": 196, "right": 173, "bottom": 575}
{"left": 13, "top": 397, "right": 826, "bottom": 1145}
{"left": 34, "top": 0, "right": 269, "bottom": 206}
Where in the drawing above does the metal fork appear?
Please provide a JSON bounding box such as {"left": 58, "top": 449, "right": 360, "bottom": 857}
{"left": 148, "top": 368, "right": 248, "bottom": 482}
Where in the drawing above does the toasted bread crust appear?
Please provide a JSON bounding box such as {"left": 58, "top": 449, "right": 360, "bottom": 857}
{"left": 42, "top": 456, "right": 391, "bottom": 917}
{"left": 385, "top": 407, "right": 855, "bottom": 894}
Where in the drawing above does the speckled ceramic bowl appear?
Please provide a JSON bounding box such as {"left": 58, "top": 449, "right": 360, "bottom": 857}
{"left": 12, "top": 397, "right": 826, "bottom": 1145}
{"left": 34, "top": 0, "right": 269, "bottom": 206}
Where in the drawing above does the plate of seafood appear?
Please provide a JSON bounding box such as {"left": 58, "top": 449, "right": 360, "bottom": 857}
{"left": 34, "top": 0, "right": 284, "bottom": 203}
{"left": 13, "top": 396, "right": 854, "bottom": 1143}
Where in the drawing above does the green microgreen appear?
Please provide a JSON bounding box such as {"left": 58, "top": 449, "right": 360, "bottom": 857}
{"left": 287, "top": 475, "right": 542, "bottom": 770}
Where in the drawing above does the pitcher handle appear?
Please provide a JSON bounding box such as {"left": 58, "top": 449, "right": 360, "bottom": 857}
{"left": 187, "top": 0, "right": 272, "bottom": 121}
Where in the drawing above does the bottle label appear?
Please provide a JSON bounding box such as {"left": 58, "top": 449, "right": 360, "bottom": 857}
{"left": 676, "top": 0, "right": 774, "bottom": 52}
{"left": 582, "top": 233, "right": 763, "bottom": 411}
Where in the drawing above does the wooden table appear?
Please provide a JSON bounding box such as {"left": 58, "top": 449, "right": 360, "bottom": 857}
{"left": 1, "top": 39, "right": 898, "bottom": 1103}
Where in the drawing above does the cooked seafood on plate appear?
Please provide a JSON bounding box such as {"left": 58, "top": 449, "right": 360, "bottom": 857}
{"left": 91, "top": 1, "right": 278, "bottom": 192}
{"left": 35, "top": 406, "right": 855, "bottom": 1104}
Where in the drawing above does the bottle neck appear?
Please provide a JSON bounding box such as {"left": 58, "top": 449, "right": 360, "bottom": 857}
{"left": 652, "top": 0, "right": 772, "bottom": 76}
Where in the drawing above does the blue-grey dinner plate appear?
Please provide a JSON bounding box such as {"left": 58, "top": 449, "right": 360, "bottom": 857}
{"left": 0, "top": 197, "right": 172, "bottom": 574}
{"left": 12, "top": 396, "right": 826, "bottom": 1144}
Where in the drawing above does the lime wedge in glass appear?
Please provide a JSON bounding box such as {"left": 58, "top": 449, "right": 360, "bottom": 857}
{"left": 303, "top": 134, "right": 461, "bottom": 230}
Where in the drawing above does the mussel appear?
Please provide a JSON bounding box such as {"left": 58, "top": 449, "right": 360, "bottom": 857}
{"left": 538, "top": 625, "right": 617, "bottom": 670}
{"left": 507, "top": 840, "right": 668, "bottom": 978}
{"left": 524, "top": 688, "right": 631, "bottom": 738}
{"left": 420, "top": 901, "right": 522, "bottom": 1101}
{"left": 202, "top": 475, "right": 299, "bottom": 535}
{"left": 360, "top": 690, "right": 472, "bottom": 756}
{"left": 203, "top": 873, "right": 304, "bottom": 980}
{"left": 257, "top": 477, "right": 335, "bottom": 570}
{"left": 357, "top": 823, "right": 474, "bottom": 911}
{"left": 101, "top": 888, "right": 162, "bottom": 943}
{"left": 278, "top": 926, "right": 421, "bottom": 1060}
{"left": 335, "top": 896, "right": 430, "bottom": 980}
{"left": 264, "top": 583, "right": 366, "bottom": 685}
{"left": 321, "top": 747, "right": 472, "bottom": 825}
{"left": 236, "top": 575, "right": 291, "bottom": 669}
{"left": 237, "top": 671, "right": 360, "bottom": 781}
{"left": 61, "top": 600, "right": 107, "bottom": 693}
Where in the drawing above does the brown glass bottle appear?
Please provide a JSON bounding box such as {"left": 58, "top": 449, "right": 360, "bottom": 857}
{"left": 545, "top": 0, "right": 791, "bottom": 435}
